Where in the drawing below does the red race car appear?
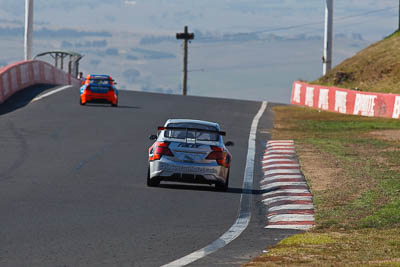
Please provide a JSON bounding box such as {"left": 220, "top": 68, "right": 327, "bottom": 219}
{"left": 80, "top": 74, "right": 118, "bottom": 107}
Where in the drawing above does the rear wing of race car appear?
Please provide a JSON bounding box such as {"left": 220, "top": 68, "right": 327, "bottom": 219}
{"left": 157, "top": 126, "right": 226, "bottom": 136}
{"left": 88, "top": 77, "right": 116, "bottom": 82}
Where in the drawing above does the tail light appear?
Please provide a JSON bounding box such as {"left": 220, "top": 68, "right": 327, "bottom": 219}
{"left": 206, "top": 146, "right": 230, "bottom": 167}
{"left": 149, "top": 142, "right": 174, "bottom": 161}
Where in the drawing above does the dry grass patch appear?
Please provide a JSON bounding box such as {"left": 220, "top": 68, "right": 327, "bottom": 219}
{"left": 296, "top": 144, "right": 339, "bottom": 191}
{"left": 314, "top": 30, "right": 400, "bottom": 94}
{"left": 245, "top": 229, "right": 400, "bottom": 267}
{"left": 370, "top": 129, "right": 400, "bottom": 142}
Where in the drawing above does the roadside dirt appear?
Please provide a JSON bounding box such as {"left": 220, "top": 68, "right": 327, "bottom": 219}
{"left": 296, "top": 144, "right": 339, "bottom": 192}
{"left": 370, "top": 129, "right": 400, "bottom": 141}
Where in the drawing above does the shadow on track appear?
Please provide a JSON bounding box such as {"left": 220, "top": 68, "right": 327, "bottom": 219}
{"left": 157, "top": 183, "right": 275, "bottom": 195}
{"left": 83, "top": 104, "right": 141, "bottom": 109}
{"left": 117, "top": 105, "right": 141, "bottom": 109}
{"left": 0, "top": 84, "right": 55, "bottom": 116}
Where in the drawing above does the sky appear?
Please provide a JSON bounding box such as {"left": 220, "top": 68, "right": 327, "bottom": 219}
{"left": 0, "top": 0, "right": 398, "bottom": 103}
{"left": 0, "top": 0, "right": 397, "bottom": 40}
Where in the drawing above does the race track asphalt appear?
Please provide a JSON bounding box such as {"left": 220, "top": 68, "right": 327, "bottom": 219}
{"left": 0, "top": 85, "right": 299, "bottom": 267}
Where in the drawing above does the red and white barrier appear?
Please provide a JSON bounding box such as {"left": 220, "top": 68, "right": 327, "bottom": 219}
{"left": 291, "top": 81, "right": 400, "bottom": 119}
{"left": 0, "top": 60, "right": 81, "bottom": 104}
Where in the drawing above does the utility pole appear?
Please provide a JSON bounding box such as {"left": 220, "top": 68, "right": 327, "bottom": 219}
{"left": 323, "top": 0, "right": 333, "bottom": 76}
{"left": 24, "top": 0, "right": 34, "bottom": 60}
{"left": 176, "top": 26, "right": 194, "bottom": 96}
{"left": 398, "top": 0, "right": 400, "bottom": 30}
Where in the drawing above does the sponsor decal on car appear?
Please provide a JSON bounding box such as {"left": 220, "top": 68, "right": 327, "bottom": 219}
{"left": 177, "top": 143, "right": 202, "bottom": 148}
{"left": 159, "top": 162, "right": 217, "bottom": 174}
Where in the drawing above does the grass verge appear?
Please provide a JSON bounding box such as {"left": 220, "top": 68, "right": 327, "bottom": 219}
{"left": 246, "top": 105, "right": 400, "bottom": 266}
{"left": 313, "top": 30, "right": 400, "bottom": 94}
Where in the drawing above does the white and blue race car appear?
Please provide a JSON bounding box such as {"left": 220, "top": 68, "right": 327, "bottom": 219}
{"left": 147, "top": 119, "right": 234, "bottom": 191}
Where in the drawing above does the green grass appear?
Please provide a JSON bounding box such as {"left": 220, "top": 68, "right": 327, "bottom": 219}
{"left": 279, "top": 233, "right": 335, "bottom": 246}
{"left": 384, "top": 29, "right": 400, "bottom": 40}
{"left": 299, "top": 118, "right": 400, "bottom": 132}
{"left": 306, "top": 138, "right": 349, "bottom": 158}
{"left": 306, "top": 135, "right": 400, "bottom": 229}
{"left": 361, "top": 200, "right": 400, "bottom": 228}
{"left": 246, "top": 105, "right": 400, "bottom": 266}
{"left": 248, "top": 29, "right": 400, "bottom": 266}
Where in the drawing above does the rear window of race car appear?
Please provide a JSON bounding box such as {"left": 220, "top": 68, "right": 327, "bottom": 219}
{"left": 89, "top": 78, "right": 111, "bottom": 86}
{"left": 164, "top": 123, "right": 219, "bottom": 141}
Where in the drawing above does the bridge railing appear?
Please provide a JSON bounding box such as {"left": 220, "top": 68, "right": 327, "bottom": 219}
{"left": 0, "top": 60, "right": 81, "bottom": 104}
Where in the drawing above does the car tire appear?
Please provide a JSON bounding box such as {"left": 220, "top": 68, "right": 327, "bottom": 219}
{"left": 147, "top": 166, "right": 160, "bottom": 187}
{"left": 112, "top": 99, "right": 118, "bottom": 107}
{"left": 215, "top": 170, "right": 229, "bottom": 191}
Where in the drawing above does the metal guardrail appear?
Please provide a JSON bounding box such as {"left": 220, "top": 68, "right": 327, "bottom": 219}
{"left": 34, "top": 50, "right": 83, "bottom": 78}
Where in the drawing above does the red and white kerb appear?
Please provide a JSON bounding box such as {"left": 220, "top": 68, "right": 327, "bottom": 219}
{"left": 261, "top": 140, "right": 315, "bottom": 230}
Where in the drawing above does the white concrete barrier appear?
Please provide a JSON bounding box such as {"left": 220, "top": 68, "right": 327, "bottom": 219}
{"left": 0, "top": 60, "right": 81, "bottom": 104}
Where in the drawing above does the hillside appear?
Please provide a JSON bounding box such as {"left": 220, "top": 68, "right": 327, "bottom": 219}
{"left": 246, "top": 31, "right": 400, "bottom": 267}
{"left": 315, "top": 31, "right": 400, "bottom": 94}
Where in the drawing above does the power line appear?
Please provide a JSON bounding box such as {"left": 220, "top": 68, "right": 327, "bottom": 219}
{"left": 189, "top": 6, "right": 397, "bottom": 49}
{"left": 337, "top": 6, "right": 396, "bottom": 21}
{"left": 251, "top": 6, "right": 397, "bottom": 35}
{"left": 296, "top": 12, "right": 397, "bottom": 36}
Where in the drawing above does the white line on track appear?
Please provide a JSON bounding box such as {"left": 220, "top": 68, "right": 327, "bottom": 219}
{"left": 266, "top": 144, "right": 295, "bottom": 148}
{"left": 265, "top": 150, "right": 296, "bottom": 154}
{"left": 267, "top": 144, "right": 294, "bottom": 146}
{"left": 265, "top": 224, "right": 313, "bottom": 230}
{"left": 268, "top": 204, "right": 314, "bottom": 212}
{"left": 261, "top": 174, "right": 303, "bottom": 180}
{"left": 162, "top": 101, "right": 268, "bottom": 267}
{"left": 262, "top": 196, "right": 312, "bottom": 205}
{"left": 267, "top": 143, "right": 295, "bottom": 146}
{"left": 261, "top": 175, "right": 305, "bottom": 185}
{"left": 261, "top": 182, "right": 307, "bottom": 190}
{"left": 267, "top": 141, "right": 294, "bottom": 144}
{"left": 262, "top": 163, "right": 300, "bottom": 168}
{"left": 264, "top": 169, "right": 301, "bottom": 175}
{"left": 267, "top": 144, "right": 295, "bottom": 146}
{"left": 262, "top": 189, "right": 310, "bottom": 197}
{"left": 31, "top": 85, "right": 73, "bottom": 102}
{"left": 261, "top": 178, "right": 304, "bottom": 185}
{"left": 262, "top": 159, "right": 298, "bottom": 164}
{"left": 263, "top": 155, "right": 295, "bottom": 160}
{"left": 268, "top": 214, "right": 315, "bottom": 222}
{"left": 266, "top": 148, "right": 295, "bottom": 151}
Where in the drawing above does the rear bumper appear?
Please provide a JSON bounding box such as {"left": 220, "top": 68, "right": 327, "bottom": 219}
{"left": 81, "top": 90, "right": 117, "bottom": 104}
{"left": 160, "top": 173, "right": 218, "bottom": 185}
{"left": 149, "top": 159, "right": 228, "bottom": 185}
